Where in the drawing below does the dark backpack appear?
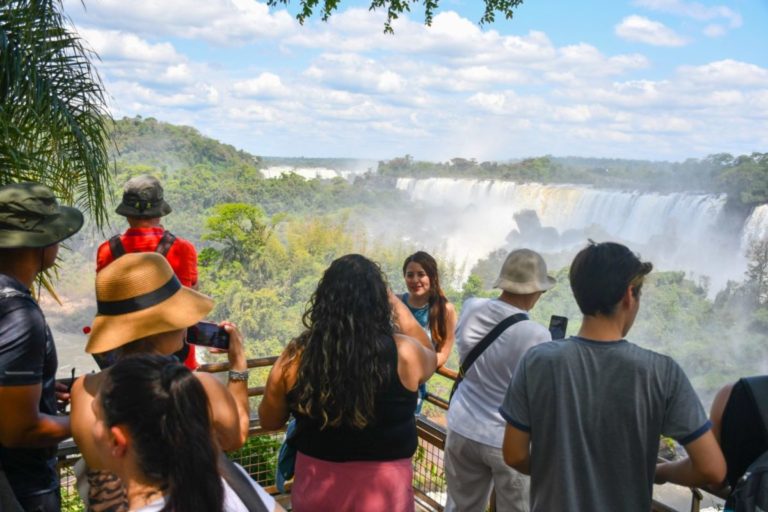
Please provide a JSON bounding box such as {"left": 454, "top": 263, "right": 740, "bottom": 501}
{"left": 727, "top": 376, "right": 768, "bottom": 512}
{"left": 729, "top": 450, "right": 768, "bottom": 511}
{"left": 108, "top": 230, "right": 176, "bottom": 258}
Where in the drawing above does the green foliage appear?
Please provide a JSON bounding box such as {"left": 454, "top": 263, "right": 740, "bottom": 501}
{"left": 226, "top": 434, "right": 283, "bottom": 487}
{"left": 0, "top": 0, "right": 113, "bottom": 228}
{"left": 266, "top": 0, "right": 523, "bottom": 33}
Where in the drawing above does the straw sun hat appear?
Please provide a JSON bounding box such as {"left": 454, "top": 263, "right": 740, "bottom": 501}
{"left": 86, "top": 252, "right": 213, "bottom": 354}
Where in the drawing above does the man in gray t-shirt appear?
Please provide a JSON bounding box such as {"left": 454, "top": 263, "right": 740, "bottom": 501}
{"left": 499, "top": 241, "right": 726, "bottom": 512}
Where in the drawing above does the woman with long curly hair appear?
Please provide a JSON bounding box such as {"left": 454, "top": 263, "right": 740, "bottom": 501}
{"left": 400, "top": 251, "right": 457, "bottom": 414}
{"left": 259, "top": 254, "right": 436, "bottom": 511}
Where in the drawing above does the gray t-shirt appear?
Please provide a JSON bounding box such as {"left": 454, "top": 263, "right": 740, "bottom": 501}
{"left": 499, "top": 336, "right": 710, "bottom": 512}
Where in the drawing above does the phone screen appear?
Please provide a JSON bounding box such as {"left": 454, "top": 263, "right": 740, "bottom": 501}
{"left": 549, "top": 315, "right": 568, "bottom": 340}
{"left": 187, "top": 321, "right": 230, "bottom": 349}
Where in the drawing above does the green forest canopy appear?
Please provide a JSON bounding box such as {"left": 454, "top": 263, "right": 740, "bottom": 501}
{"left": 46, "top": 116, "right": 768, "bottom": 412}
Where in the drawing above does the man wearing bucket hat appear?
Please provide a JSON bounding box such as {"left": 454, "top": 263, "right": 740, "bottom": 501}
{"left": 95, "top": 174, "right": 200, "bottom": 369}
{"left": 70, "top": 251, "right": 250, "bottom": 510}
{"left": 0, "top": 182, "right": 84, "bottom": 511}
{"left": 445, "top": 248, "right": 554, "bottom": 512}
{"left": 500, "top": 241, "right": 725, "bottom": 511}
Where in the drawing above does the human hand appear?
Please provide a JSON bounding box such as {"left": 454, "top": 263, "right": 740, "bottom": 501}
{"left": 220, "top": 321, "right": 247, "bottom": 371}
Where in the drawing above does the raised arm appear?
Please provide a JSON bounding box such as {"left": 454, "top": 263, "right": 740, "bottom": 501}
{"left": 258, "top": 347, "right": 297, "bottom": 431}
{"left": 390, "top": 290, "right": 431, "bottom": 350}
{"left": 197, "top": 322, "right": 250, "bottom": 450}
{"left": 394, "top": 333, "right": 437, "bottom": 390}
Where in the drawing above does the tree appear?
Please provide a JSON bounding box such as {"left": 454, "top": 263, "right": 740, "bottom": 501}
{"left": 746, "top": 237, "right": 768, "bottom": 306}
{"left": 267, "top": 0, "right": 525, "bottom": 33}
{"left": 0, "top": 0, "right": 112, "bottom": 227}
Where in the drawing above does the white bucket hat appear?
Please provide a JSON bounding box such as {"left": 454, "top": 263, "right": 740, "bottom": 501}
{"left": 493, "top": 248, "right": 556, "bottom": 294}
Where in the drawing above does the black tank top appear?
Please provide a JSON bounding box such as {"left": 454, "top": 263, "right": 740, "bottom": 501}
{"left": 290, "top": 336, "right": 418, "bottom": 462}
{"left": 721, "top": 377, "right": 768, "bottom": 489}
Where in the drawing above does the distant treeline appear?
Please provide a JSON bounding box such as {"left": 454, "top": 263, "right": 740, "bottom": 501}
{"left": 377, "top": 153, "right": 768, "bottom": 211}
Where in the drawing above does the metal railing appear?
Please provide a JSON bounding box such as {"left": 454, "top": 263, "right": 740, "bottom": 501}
{"left": 56, "top": 357, "right": 722, "bottom": 512}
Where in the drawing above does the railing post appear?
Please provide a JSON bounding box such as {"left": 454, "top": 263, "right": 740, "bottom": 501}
{"left": 690, "top": 488, "right": 703, "bottom": 512}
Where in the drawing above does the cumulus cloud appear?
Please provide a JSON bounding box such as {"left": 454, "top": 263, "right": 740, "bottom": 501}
{"left": 77, "top": 28, "right": 183, "bottom": 63}
{"left": 634, "top": 0, "right": 742, "bottom": 28}
{"left": 62, "top": 1, "right": 766, "bottom": 161}
{"left": 679, "top": 60, "right": 768, "bottom": 88}
{"left": 232, "top": 73, "right": 287, "bottom": 98}
{"left": 65, "top": 0, "right": 295, "bottom": 44}
{"left": 615, "top": 15, "right": 688, "bottom": 46}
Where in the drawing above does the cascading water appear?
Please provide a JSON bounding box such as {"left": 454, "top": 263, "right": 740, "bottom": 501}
{"left": 742, "top": 204, "right": 768, "bottom": 249}
{"left": 261, "top": 166, "right": 353, "bottom": 180}
{"left": 396, "top": 177, "right": 749, "bottom": 290}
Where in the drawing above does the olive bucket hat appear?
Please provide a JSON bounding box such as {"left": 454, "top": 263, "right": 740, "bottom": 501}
{"left": 115, "top": 174, "right": 172, "bottom": 218}
{"left": 0, "top": 182, "right": 84, "bottom": 248}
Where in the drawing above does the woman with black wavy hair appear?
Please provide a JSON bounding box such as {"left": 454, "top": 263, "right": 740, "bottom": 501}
{"left": 91, "top": 354, "right": 279, "bottom": 512}
{"left": 259, "top": 254, "right": 436, "bottom": 511}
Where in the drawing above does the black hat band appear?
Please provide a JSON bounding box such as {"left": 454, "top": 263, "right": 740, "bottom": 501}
{"left": 97, "top": 276, "right": 181, "bottom": 316}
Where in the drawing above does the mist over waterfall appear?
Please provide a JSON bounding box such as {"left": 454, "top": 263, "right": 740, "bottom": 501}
{"left": 396, "top": 177, "right": 748, "bottom": 290}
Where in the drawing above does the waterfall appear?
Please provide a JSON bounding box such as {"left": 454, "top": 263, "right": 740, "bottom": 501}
{"left": 395, "top": 177, "right": 746, "bottom": 290}
{"left": 742, "top": 205, "right": 768, "bottom": 249}
{"left": 261, "top": 166, "right": 352, "bottom": 180}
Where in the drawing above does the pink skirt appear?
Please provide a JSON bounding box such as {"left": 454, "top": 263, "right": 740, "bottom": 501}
{"left": 291, "top": 452, "right": 415, "bottom": 512}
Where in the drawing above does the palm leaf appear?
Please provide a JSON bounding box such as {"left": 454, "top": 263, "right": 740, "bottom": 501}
{"left": 0, "top": 0, "right": 114, "bottom": 229}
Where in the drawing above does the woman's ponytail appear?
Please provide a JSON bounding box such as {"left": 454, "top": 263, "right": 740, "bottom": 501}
{"left": 100, "top": 354, "right": 224, "bottom": 512}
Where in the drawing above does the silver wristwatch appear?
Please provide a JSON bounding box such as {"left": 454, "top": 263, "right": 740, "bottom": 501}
{"left": 228, "top": 369, "right": 249, "bottom": 382}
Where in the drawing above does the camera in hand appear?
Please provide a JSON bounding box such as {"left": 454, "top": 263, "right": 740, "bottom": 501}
{"left": 187, "top": 321, "right": 230, "bottom": 349}
{"left": 549, "top": 315, "right": 568, "bottom": 340}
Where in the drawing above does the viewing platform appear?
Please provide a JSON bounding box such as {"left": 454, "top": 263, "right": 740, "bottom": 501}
{"left": 55, "top": 356, "right": 725, "bottom": 512}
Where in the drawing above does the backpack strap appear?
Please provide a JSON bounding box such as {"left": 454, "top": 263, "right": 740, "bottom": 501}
{"left": 742, "top": 376, "right": 768, "bottom": 439}
{"left": 450, "top": 312, "right": 528, "bottom": 401}
{"left": 108, "top": 235, "right": 126, "bottom": 259}
{"left": 218, "top": 454, "right": 270, "bottom": 512}
{"left": 155, "top": 231, "right": 176, "bottom": 256}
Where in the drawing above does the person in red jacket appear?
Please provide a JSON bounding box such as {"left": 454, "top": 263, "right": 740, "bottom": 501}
{"left": 96, "top": 174, "right": 199, "bottom": 369}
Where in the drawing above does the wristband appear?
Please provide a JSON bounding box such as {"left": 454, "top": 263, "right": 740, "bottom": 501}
{"left": 228, "top": 369, "right": 249, "bottom": 382}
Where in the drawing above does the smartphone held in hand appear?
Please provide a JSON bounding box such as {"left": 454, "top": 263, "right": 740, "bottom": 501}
{"left": 187, "top": 321, "right": 230, "bottom": 349}
{"left": 549, "top": 315, "right": 568, "bottom": 340}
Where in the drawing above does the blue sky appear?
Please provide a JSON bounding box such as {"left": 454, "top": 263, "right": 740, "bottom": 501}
{"left": 63, "top": 0, "right": 768, "bottom": 162}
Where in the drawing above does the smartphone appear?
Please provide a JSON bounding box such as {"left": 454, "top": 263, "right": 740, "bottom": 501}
{"left": 187, "top": 321, "right": 230, "bottom": 349}
{"left": 549, "top": 315, "right": 568, "bottom": 340}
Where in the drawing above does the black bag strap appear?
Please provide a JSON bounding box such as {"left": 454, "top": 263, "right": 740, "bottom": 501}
{"left": 450, "top": 312, "right": 528, "bottom": 401}
{"left": 155, "top": 231, "right": 176, "bottom": 256}
{"left": 742, "top": 376, "right": 768, "bottom": 440}
{"left": 218, "top": 453, "right": 270, "bottom": 512}
{"left": 108, "top": 235, "right": 126, "bottom": 259}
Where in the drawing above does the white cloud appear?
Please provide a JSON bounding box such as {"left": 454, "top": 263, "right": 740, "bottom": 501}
{"left": 65, "top": 0, "right": 295, "bottom": 44}
{"left": 467, "top": 92, "right": 507, "bottom": 114}
{"left": 680, "top": 60, "right": 768, "bottom": 87}
{"left": 232, "top": 73, "right": 287, "bottom": 98}
{"left": 615, "top": 15, "right": 688, "bottom": 46}
{"left": 634, "top": 0, "right": 742, "bottom": 28}
{"left": 78, "top": 28, "right": 183, "bottom": 63}
{"left": 62, "top": 2, "right": 766, "bottom": 161}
